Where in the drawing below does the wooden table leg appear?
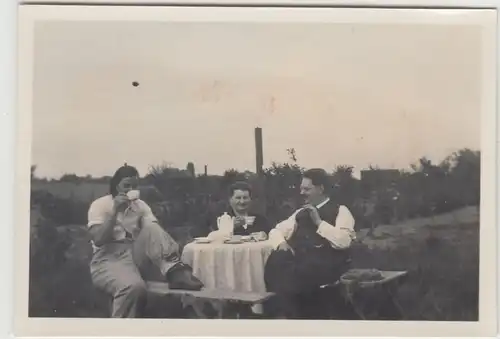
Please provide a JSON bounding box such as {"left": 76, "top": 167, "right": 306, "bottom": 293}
{"left": 234, "top": 303, "right": 255, "bottom": 319}
{"left": 179, "top": 298, "right": 266, "bottom": 319}
{"left": 181, "top": 296, "right": 227, "bottom": 319}
{"left": 197, "top": 300, "right": 241, "bottom": 319}
{"left": 345, "top": 295, "right": 367, "bottom": 320}
{"left": 340, "top": 284, "right": 367, "bottom": 320}
{"left": 339, "top": 283, "right": 405, "bottom": 320}
{"left": 363, "top": 285, "right": 404, "bottom": 320}
{"left": 181, "top": 295, "right": 209, "bottom": 318}
{"left": 212, "top": 300, "right": 226, "bottom": 318}
{"left": 378, "top": 285, "right": 405, "bottom": 320}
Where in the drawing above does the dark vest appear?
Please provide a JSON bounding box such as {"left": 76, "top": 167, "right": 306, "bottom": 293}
{"left": 264, "top": 199, "right": 352, "bottom": 293}
{"left": 288, "top": 199, "right": 351, "bottom": 261}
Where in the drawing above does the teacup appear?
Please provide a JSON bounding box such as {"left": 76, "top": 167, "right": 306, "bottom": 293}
{"left": 127, "top": 190, "right": 140, "bottom": 201}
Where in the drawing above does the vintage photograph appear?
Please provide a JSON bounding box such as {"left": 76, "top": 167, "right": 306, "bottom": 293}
{"left": 16, "top": 4, "right": 497, "bottom": 337}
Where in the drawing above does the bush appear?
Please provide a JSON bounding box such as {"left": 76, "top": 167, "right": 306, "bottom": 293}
{"left": 31, "top": 190, "right": 88, "bottom": 226}
{"left": 29, "top": 190, "right": 109, "bottom": 317}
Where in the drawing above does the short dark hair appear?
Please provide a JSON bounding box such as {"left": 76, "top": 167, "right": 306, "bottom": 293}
{"left": 303, "top": 168, "right": 330, "bottom": 189}
{"left": 228, "top": 181, "right": 252, "bottom": 198}
{"left": 109, "top": 164, "right": 139, "bottom": 197}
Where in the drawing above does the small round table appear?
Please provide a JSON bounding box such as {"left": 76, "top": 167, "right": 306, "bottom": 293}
{"left": 181, "top": 240, "right": 274, "bottom": 317}
{"left": 181, "top": 240, "right": 274, "bottom": 294}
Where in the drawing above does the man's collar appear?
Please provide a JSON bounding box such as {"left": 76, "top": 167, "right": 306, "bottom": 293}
{"left": 316, "top": 197, "right": 330, "bottom": 209}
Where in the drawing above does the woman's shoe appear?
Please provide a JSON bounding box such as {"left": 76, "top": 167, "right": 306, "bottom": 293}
{"left": 166, "top": 263, "right": 204, "bottom": 291}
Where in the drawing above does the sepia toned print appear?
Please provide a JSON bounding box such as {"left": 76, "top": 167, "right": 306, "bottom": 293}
{"left": 15, "top": 4, "right": 497, "bottom": 337}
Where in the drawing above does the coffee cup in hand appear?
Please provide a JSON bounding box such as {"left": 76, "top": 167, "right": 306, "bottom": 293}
{"left": 127, "top": 190, "right": 140, "bottom": 201}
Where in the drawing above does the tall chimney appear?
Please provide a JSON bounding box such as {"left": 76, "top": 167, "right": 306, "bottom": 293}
{"left": 204, "top": 165, "right": 208, "bottom": 176}
{"left": 255, "top": 127, "right": 264, "bottom": 176}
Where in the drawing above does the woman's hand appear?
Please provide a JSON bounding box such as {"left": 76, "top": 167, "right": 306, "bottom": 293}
{"left": 112, "top": 193, "right": 129, "bottom": 213}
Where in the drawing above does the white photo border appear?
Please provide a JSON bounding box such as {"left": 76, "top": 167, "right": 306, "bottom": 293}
{"left": 14, "top": 4, "right": 498, "bottom": 337}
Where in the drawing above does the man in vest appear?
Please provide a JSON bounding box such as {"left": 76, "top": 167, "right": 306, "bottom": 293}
{"left": 264, "top": 168, "right": 356, "bottom": 319}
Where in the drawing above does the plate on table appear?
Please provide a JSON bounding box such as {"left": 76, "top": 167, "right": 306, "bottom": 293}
{"left": 224, "top": 238, "right": 243, "bottom": 244}
{"left": 240, "top": 235, "right": 253, "bottom": 242}
{"left": 193, "top": 237, "right": 212, "bottom": 244}
{"left": 250, "top": 232, "right": 267, "bottom": 242}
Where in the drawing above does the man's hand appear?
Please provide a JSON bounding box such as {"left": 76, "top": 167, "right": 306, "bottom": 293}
{"left": 233, "top": 216, "right": 246, "bottom": 228}
{"left": 303, "top": 204, "right": 322, "bottom": 226}
{"left": 277, "top": 241, "right": 294, "bottom": 254}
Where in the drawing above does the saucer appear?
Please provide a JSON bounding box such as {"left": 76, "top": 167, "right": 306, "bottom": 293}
{"left": 193, "top": 237, "right": 212, "bottom": 244}
{"left": 224, "top": 239, "right": 243, "bottom": 244}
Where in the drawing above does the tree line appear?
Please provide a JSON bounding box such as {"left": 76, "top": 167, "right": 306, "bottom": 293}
{"left": 30, "top": 147, "right": 480, "bottom": 230}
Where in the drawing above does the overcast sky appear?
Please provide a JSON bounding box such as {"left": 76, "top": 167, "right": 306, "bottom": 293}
{"left": 32, "top": 21, "right": 481, "bottom": 179}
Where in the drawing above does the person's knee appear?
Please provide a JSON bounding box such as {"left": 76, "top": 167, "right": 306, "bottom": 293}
{"left": 117, "top": 280, "right": 147, "bottom": 300}
{"left": 129, "top": 281, "right": 147, "bottom": 296}
{"left": 139, "top": 221, "right": 178, "bottom": 244}
{"left": 140, "top": 217, "right": 163, "bottom": 231}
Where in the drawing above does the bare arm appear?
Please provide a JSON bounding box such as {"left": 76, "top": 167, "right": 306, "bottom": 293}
{"left": 88, "top": 194, "right": 128, "bottom": 247}
{"left": 88, "top": 211, "right": 119, "bottom": 247}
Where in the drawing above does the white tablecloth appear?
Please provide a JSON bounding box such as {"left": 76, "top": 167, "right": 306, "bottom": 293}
{"left": 181, "top": 240, "right": 274, "bottom": 293}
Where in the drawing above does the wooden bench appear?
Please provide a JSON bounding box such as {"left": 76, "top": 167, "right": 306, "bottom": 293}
{"left": 146, "top": 281, "right": 275, "bottom": 319}
{"left": 145, "top": 270, "right": 408, "bottom": 320}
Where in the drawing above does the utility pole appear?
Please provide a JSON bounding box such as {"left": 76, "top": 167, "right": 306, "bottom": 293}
{"left": 254, "top": 127, "right": 266, "bottom": 214}
{"left": 255, "top": 127, "right": 264, "bottom": 176}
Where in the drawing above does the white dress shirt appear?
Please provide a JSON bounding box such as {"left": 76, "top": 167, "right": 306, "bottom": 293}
{"left": 268, "top": 198, "right": 356, "bottom": 250}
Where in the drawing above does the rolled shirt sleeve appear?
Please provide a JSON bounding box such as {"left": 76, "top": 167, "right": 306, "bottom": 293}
{"left": 268, "top": 211, "right": 300, "bottom": 249}
{"left": 87, "top": 198, "right": 108, "bottom": 228}
{"left": 316, "top": 205, "right": 356, "bottom": 249}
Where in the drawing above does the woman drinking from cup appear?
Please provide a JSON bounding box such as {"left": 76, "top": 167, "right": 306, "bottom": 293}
{"left": 87, "top": 164, "right": 203, "bottom": 318}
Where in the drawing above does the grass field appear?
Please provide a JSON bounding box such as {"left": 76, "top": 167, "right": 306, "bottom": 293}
{"left": 29, "top": 195, "right": 479, "bottom": 320}
{"left": 351, "top": 206, "right": 479, "bottom": 320}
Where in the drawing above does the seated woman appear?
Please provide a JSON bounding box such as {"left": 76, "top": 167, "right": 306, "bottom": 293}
{"left": 206, "top": 181, "right": 271, "bottom": 236}
{"left": 87, "top": 164, "right": 203, "bottom": 318}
